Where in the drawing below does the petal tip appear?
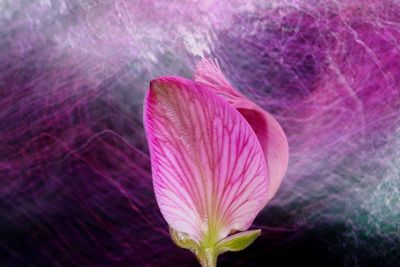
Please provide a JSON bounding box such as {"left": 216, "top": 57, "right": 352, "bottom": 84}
{"left": 147, "top": 77, "right": 175, "bottom": 102}
{"left": 194, "top": 58, "right": 232, "bottom": 89}
{"left": 149, "top": 78, "right": 165, "bottom": 93}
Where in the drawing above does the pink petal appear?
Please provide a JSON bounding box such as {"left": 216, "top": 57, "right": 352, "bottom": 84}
{"left": 144, "top": 76, "right": 269, "bottom": 242}
{"left": 194, "top": 59, "right": 289, "bottom": 201}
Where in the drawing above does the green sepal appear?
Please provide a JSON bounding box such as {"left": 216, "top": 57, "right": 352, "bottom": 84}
{"left": 215, "top": 229, "right": 261, "bottom": 254}
{"left": 169, "top": 228, "right": 261, "bottom": 267}
{"left": 170, "top": 227, "right": 200, "bottom": 252}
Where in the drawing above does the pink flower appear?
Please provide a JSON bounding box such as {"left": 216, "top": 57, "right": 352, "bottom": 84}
{"left": 143, "top": 59, "right": 288, "bottom": 267}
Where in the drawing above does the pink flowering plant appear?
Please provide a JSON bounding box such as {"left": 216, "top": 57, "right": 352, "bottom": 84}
{"left": 143, "top": 59, "right": 288, "bottom": 267}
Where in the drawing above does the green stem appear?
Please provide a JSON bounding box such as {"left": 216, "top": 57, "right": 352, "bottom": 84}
{"left": 198, "top": 247, "right": 218, "bottom": 267}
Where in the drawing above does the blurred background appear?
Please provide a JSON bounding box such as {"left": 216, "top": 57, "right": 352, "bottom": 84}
{"left": 1, "top": 0, "right": 399, "bottom": 266}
